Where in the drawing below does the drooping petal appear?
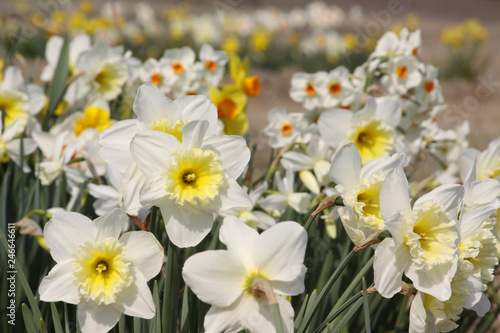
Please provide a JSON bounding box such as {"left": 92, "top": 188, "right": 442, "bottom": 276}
{"left": 113, "top": 268, "right": 155, "bottom": 319}
{"left": 162, "top": 205, "right": 215, "bottom": 248}
{"left": 405, "top": 260, "right": 457, "bottom": 302}
{"left": 120, "top": 231, "right": 164, "bottom": 281}
{"left": 77, "top": 301, "right": 122, "bottom": 333}
{"left": 373, "top": 238, "right": 409, "bottom": 298}
{"left": 38, "top": 260, "right": 80, "bottom": 304}
{"left": 44, "top": 212, "right": 94, "bottom": 262}
{"left": 409, "top": 292, "right": 435, "bottom": 333}
{"left": 183, "top": 250, "right": 246, "bottom": 307}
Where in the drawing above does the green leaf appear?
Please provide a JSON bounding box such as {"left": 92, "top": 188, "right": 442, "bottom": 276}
{"left": 50, "top": 303, "right": 64, "bottom": 333}
{"left": 22, "top": 304, "right": 37, "bottom": 333}
{"left": 43, "top": 35, "right": 69, "bottom": 130}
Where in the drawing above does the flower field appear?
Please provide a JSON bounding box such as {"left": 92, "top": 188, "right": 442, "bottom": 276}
{"left": 1, "top": 1, "right": 500, "bottom": 332}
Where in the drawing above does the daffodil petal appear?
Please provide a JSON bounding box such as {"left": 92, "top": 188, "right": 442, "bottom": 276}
{"left": 374, "top": 238, "right": 409, "bottom": 298}
{"left": 120, "top": 231, "right": 164, "bottom": 281}
{"left": 77, "top": 301, "right": 122, "bottom": 333}
{"left": 113, "top": 268, "right": 155, "bottom": 319}
{"left": 38, "top": 260, "right": 80, "bottom": 304}
{"left": 133, "top": 83, "right": 181, "bottom": 124}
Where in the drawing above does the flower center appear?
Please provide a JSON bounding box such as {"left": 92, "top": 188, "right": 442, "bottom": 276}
{"left": 205, "top": 60, "right": 217, "bottom": 71}
{"left": 353, "top": 174, "right": 385, "bottom": 231}
{"left": 243, "top": 76, "right": 261, "bottom": 97}
{"left": 217, "top": 98, "right": 238, "bottom": 120}
{"left": 405, "top": 201, "right": 458, "bottom": 270}
{"left": 329, "top": 82, "right": 342, "bottom": 95}
{"left": 280, "top": 122, "right": 293, "bottom": 135}
{"left": 150, "top": 73, "right": 162, "bottom": 86}
{"left": 424, "top": 81, "right": 435, "bottom": 93}
{"left": 73, "top": 106, "right": 112, "bottom": 136}
{"left": 148, "top": 118, "right": 188, "bottom": 142}
{"left": 72, "top": 238, "right": 132, "bottom": 305}
{"left": 349, "top": 119, "right": 394, "bottom": 164}
{"left": 94, "top": 62, "right": 126, "bottom": 96}
{"left": 172, "top": 62, "right": 184, "bottom": 74}
{"left": 305, "top": 83, "right": 316, "bottom": 96}
{"left": 395, "top": 66, "right": 408, "bottom": 78}
{"left": 243, "top": 269, "right": 270, "bottom": 296}
{"left": 0, "top": 90, "right": 29, "bottom": 127}
{"left": 165, "top": 148, "right": 224, "bottom": 206}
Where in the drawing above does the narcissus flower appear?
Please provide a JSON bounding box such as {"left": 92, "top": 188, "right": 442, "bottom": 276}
{"left": 318, "top": 97, "right": 402, "bottom": 164}
{"left": 374, "top": 167, "right": 463, "bottom": 301}
{"left": 130, "top": 120, "right": 252, "bottom": 247}
{"left": 209, "top": 84, "right": 248, "bottom": 136}
{"left": 39, "top": 209, "right": 164, "bottom": 333}
{"left": 183, "top": 216, "right": 307, "bottom": 332}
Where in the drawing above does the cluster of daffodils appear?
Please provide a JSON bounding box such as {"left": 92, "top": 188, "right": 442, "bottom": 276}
{"left": 3, "top": 14, "right": 500, "bottom": 333}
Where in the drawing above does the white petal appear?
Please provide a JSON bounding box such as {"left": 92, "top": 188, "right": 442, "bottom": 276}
{"left": 204, "top": 301, "right": 245, "bottom": 333}
{"left": 139, "top": 171, "right": 168, "bottom": 209}
{"left": 183, "top": 250, "right": 246, "bottom": 307}
{"left": 318, "top": 109, "right": 353, "bottom": 147}
{"left": 205, "top": 179, "right": 252, "bottom": 213}
{"left": 93, "top": 209, "right": 129, "bottom": 242}
{"left": 98, "top": 119, "right": 139, "bottom": 173}
{"left": 181, "top": 120, "right": 208, "bottom": 150}
{"left": 373, "top": 238, "right": 409, "bottom": 298}
{"left": 113, "top": 268, "right": 155, "bottom": 319}
{"left": 220, "top": 216, "right": 258, "bottom": 267}
{"left": 44, "top": 212, "right": 94, "bottom": 262}
{"left": 163, "top": 206, "right": 214, "bottom": 248}
{"left": 470, "top": 293, "right": 490, "bottom": 317}
{"left": 39, "top": 260, "right": 80, "bottom": 304}
{"left": 133, "top": 83, "right": 181, "bottom": 124}
{"left": 329, "top": 142, "right": 361, "bottom": 189}
{"left": 286, "top": 192, "right": 312, "bottom": 214}
{"left": 459, "top": 202, "right": 499, "bottom": 239}
{"left": 406, "top": 260, "right": 457, "bottom": 302}
{"left": 120, "top": 231, "right": 164, "bottom": 281}
{"left": 175, "top": 94, "right": 218, "bottom": 137}
{"left": 414, "top": 184, "right": 464, "bottom": 212}
{"left": 253, "top": 222, "right": 307, "bottom": 292}
{"left": 77, "top": 301, "right": 122, "bottom": 333}
{"left": 360, "top": 152, "right": 409, "bottom": 180}
{"left": 375, "top": 97, "right": 401, "bottom": 128}
{"left": 130, "top": 131, "right": 181, "bottom": 176}
{"left": 380, "top": 167, "right": 412, "bottom": 220}
{"left": 409, "top": 292, "right": 435, "bottom": 333}
{"left": 122, "top": 163, "right": 147, "bottom": 211}
{"left": 259, "top": 194, "right": 287, "bottom": 214}
{"left": 202, "top": 135, "right": 250, "bottom": 179}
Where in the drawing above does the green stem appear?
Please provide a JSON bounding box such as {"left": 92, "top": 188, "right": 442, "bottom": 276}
{"left": 163, "top": 239, "right": 179, "bottom": 333}
{"left": 25, "top": 209, "right": 51, "bottom": 219}
{"left": 270, "top": 303, "right": 284, "bottom": 333}
{"left": 313, "top": 293, "right": 363, "bottom": 333}
{"left": 297, "top": 249, "right": 357, "bottom": 333}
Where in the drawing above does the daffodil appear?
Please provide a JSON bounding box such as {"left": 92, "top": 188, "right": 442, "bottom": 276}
{"left": 99, "top": 83, "right": 219, "bottom": 212}
{"left": 129, "top": 120, "right": 252, "bottom": 247}
{"left": 182, "top": 216, "right": 307, "bottom": 332}
{"left": 461, "top": 137, "right": 500, "bottom": 181}
{"left": 228, "top": 53, "right": 261, "bottom": 97}
{"left": 0, "top": 117, "right": 37, "bottom": 171}
{"left": 0, "top": 66, "right": 45, "bottom": 131}
{"left": 199, "top": 43, "right": 229, "bottom": 87}
{"left": 289, "top": 72, "right": 326, "bottom": 110}
{"left": 318, "top": 97, "right": 402, "bottom": 164}
{"left": 382, "top": 55, "right": 423, "bottom": 95}
{"left": 39, "top": 209, "right": 164, "bottom": 333}
{"left": 209, "top": 84, "right": 248, "bottom": 135}
{"left": 263, "top": 107, "right": 311, "bottom": 149}
{"left": 139, "top": 58, "right": 173, "bottom": 94}
{"left": 374, "top": 167, "right": 463, "bottom": 301}
{"left": 328, "top": 142, "right": 408, "bottom": 244}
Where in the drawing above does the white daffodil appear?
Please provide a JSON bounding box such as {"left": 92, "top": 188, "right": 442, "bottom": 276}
{"left": 259, "top": 168, "right": 312, "bottom": 216}
{"left": 139, "top": 58, "right": 173, "bottom": 94}
{"left": 40, "top": 34, "right": 91, "bottom": 82}
{"left": 161, "top": 46, "right": 201, "bottom": 93}
{"left": 414, "top": 64, "right": 443, "bottom": 111}
{"left": 39, "top": 209, "right": 164, "bottom": 333}
{"left": 318, "top": 97, "right": 402, "bottom": 164}
{"left": 329, "top": 142, "right": 408, "bottom": 244}
{"left": 0, "top": 66, "right": 45, "bottom": 132}
{"left": 199, "top": 43, "right": 229, "bottom": 87}
{"left": 289, "top": 72, "right": 326, "bottom": 110}
{"left": 319, "top": 66, "right": 356, "bottom": 109}
{"left": 130, "top": 120, "right": 252, "bottom": 248}
{"left": 72, "top": 41, "right": 130, "bottom": 101}
{"left": 382, "top": 55, "right": 423, "bottom": 95}
{"left": 374, "top": 167, "right": 463, "bottom": 301}
{"left": 182, "top": 216, "right": 307, "bottom": 333}
{"left": 87, "top": 165, "right": 148, "bottom": 219}
{"left": 461, "top": 160, "right": 500, "bottom": 211}
{"left": 409, "top": 263, "right": 488, "bottom": 333}
{"left": 0, "top": 117, "right": 37, "bottom": 172}
{"left": 461, "top": 136, "right": 500, "bottom": 181}
{"left": 281, "top": 135, "right": 332, "bottom": 187}
{"left": 33, "top": 131, "right": 86, "bottom": 188}
{"left": 263, "top": 107, "right": 311, "bottom": 149}
{"left": 220, "top": 182, "right": 276, "bottom": 230}
{"left": 99, "top": 83, "right": 218, "bottom": 212}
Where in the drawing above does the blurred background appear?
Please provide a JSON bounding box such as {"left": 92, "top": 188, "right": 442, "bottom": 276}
{"left": 1, "top": 0, "right": 499, "bottom": 154}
